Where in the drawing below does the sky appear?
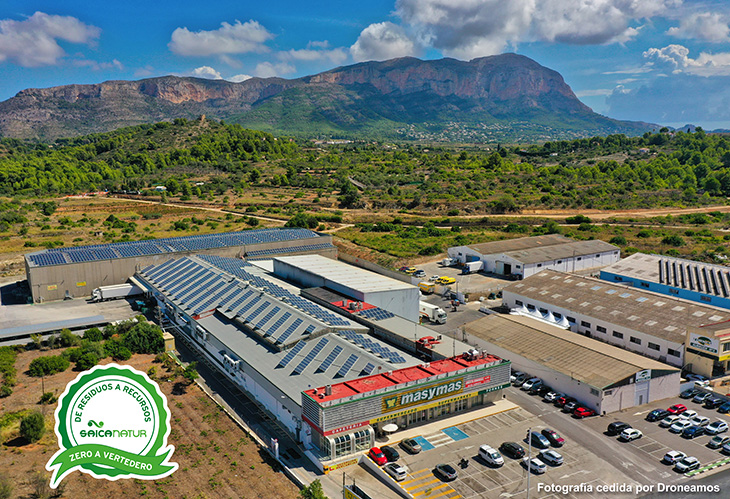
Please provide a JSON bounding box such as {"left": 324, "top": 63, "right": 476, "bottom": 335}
{"left": 2, "top": 0, "right": 730, "bottom": 128}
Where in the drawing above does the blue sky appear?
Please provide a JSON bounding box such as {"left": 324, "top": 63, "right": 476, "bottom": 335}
{"left": 3, "top": 0, "right": 730, "bottom": 128}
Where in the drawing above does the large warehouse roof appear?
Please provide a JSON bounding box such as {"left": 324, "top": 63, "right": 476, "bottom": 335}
{"left": 466, "top": 234, "right": 569, "bottom": 254}
{"left": 26, "top": 228, "right": 325, "bottom": 267}
{"left": 274, "top": 255, "right": 413, "bottom": 293}
{"left": 465, "top": 314, "right": 678, "bottom": 389}
{"left": 602, "top": 253, "right": 730, "bottom": 298}
{"left": 504, "top": 270, "right": 730, "bottom": 343}
{"left": 464, "top": 235, "right": 618, "bottom": 264}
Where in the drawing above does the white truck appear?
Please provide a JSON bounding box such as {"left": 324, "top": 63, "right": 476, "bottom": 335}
{"left": 419, "top": 301, "right": 448, "bottom": 324}
{"left": 462, "top": 260, "right": 483, "bottom": 274}
{"left": 92, "top": 283, "right": 143, "bottom": 302}
{"left": 441, "top": 257, "right": 457, "bottom": 267}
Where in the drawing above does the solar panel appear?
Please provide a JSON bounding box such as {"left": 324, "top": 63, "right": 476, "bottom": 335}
{"left": 316, "top": 346, "right": 343, "bottom": 373}
{"left": 276, "top": 341, "right": 307, "bottom": 369}
{"left": 292, "top": 337, "right": 330, "bottom": 375}
{"left": 360, "top": 363, "right": 376, "bottom": 376}
{"left": 274, "top": 318, "right": 303, "bottom": 344}
{"left": 335, "top": 354, "right": 358, "bottom": 378}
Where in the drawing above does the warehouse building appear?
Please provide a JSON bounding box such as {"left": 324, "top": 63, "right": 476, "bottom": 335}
{"left": 502, "top": 270, "right": 730, "bottom": 369}
{"left": 273, "top": 255, "right": 420, "bottom": 322}
{"left": 600, "top": 253, "right": 730, "bottom": 311}
{"left": 25, "top": 228, "right": 335, "bottom": 302}
{"left": 447, "top": 234, "right": 619, "bottom": 279}
{"left": 464, "top": 314, "right": 680, "bottom": 413}
{"left": 684, "top": 321, "right": 730, "bottom": 378}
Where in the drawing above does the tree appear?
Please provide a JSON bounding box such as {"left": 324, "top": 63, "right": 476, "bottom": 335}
{"left": 30, "top": 334, "right": 43, "bottom": 350}
{"left": 59, "top": 329, "right": 79, "bottom": 348}
{"left": 183, "top": 362, "right": 199, "bottom": 384}
{"left": 83, "top": 327, "right": 103, "bottom": 342}
{"left": 609, "top": 236, "right": 627, "bottom": 245}
{"left": 122, "top": 322, "right": 165, "bottom": 354}
{"left": 28, "top": 356, "right": 70, "bottom": 377}
{"left": 20, "top": 412, "right": 45, "bottom": 443}
{"left": 76, "top": 353, "right": 99, "bottom": 371}
{"left": 662, "top": 235, "right": 685, "bottom": 247}
{"left": 104, "top": 339, "right": 132, "bottom": 361}
{"left": 299, "top": 479, "right": 327, "bottom": 499}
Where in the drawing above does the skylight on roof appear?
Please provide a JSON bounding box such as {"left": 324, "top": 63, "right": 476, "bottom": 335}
{"left": 693, "top": 311, "right": 706, "bottom": 317}
{"left": 591, "top": 285, "right": 602, "bottom": 290}
{"left": 665, "top": 325, "right": 677, "bottom": 331}
{"left": 672, "top": 306, "right": 685, "bottom": 311}
{"left": 606, "top": 289, "right": 617, "bottom": 295}
{"left": 710, "top": 315, "right": 724, "bottom": 321}
{"left": 619, "top": 293, "right": 631, "bottom": 298}
{"left": 645, "top": 320, "right": 657, "bottom": 326}
{"left": 636, "top": 297, "right": 648, "bottom": 302}
{"left": 627, "top": 315, "right": 639, "bottom": 321}
{"left": 654, "top": 301, "right": 665, "bottom": 307}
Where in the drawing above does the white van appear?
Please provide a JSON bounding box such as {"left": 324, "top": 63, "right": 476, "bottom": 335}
{"left": 478, "top": 445, "right": 504, "bottom": 467}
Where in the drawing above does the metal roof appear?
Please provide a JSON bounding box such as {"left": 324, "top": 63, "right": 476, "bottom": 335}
{"left": 504, "top": 270, "right": 730, "bottom": 344}
{"left": 466, "top": 234, "right": 569, "bottom": 255}
{"left": 465, "top": 314, "right": 678, "bottom": 389}
{"left": 503, "top": 239, "right": 619, "bottom": 265}
{"left": 274, "top": 255, "right": 414, "bottom": 293}
{"left": 26, "top": 228, "right": 326, "bottom": 267}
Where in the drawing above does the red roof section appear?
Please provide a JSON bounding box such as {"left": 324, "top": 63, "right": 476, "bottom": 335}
{"left": 331, "top": 299, "right": 377, "bottom": 312}
{"left": 305, "top": 353, "right": 502, "bottom": 404}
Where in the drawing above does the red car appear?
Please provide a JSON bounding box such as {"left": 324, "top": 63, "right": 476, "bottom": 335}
{"left": 369, "top": 447, "right": 387, "bottom": 466}
{"left": 573, "top": 407, "right": 597, "bottom": 418}
{"left": 667, "top": 404, "right": 687, "bottom": 415}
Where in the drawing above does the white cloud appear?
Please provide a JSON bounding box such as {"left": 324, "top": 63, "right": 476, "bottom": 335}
{"left": 350, "top": 22, "right": 419, "bottom": 62}
{"left": 280, "top": 46, "right": 348, "bottom": 65}
{"left": 0, "top": 11, "right": 100, "bottom": 67}
{"left": 228, "top": 74, "right": 252, "bottom": 82}
{"left": 191, "top": 66, "right": 222, "bottom": 79}
{"left": 574, "top": 88, "right": 614, "bottom": 97}
{"left": 644, "top": 44, "right": 730, "bottom": 77}
{"left": 169, "top": 20, "right": 273, "bottom": 57}
{"left": 391, "top": 0, "right": 680, "bottom": 59}
{"left": 667, "top": 12, "right": 730, "bottom": 43}
{"left": 72, "top": 58, "right": 123, "bottom": 71}
{"left": 254, "top": 61, "right": 296, "bottom": 78}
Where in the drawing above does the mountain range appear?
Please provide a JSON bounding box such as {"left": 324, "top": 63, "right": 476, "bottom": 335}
{"left": 0, "top": 54, "right": 654, "bottom": 142}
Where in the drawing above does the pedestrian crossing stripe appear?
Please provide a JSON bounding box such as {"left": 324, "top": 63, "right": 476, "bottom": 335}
{"left": 412, "top": 483, "right": 448, "bottom": 496}
{"left": 406, "top": 478, "right": 439, "bottom": 491}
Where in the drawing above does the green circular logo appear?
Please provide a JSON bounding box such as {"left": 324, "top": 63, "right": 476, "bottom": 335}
{"left": 46, "top": 364, "right": 178, "bottom": 488}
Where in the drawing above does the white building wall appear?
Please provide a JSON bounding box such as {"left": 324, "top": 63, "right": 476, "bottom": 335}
{"left": 362, "top": 289, "right": 419, "bottom": 323}
{"left": 502, "top": 290, "right": 685, "bottom": 368}
{"left": 520, "top": 250, "right": 620, "bottom": 279}
{"left": 447, "top": 246, "right": 483, "bottom": 265}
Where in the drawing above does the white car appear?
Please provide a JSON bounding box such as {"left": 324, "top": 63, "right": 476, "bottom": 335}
{"left": 686, "top": 373, "right": 708, "bottom": 383}
{"left": 706, "top": 420, "right": 729, "bottom": 435}
{"left": 619, "top": 428, "right": 643, "bottom": 441}
{"left": 674, "top": 456, "right": 700, "bottom": 473}
{"left": 478, "top": 445, "right": 504, "bottom": 467}
{"left": 429, "top": 275, "right": 440, "bottom": 282}
{"left": 669, "top": 420, "right": 693, "bottom": 433}
{"left": 543, "top": 391, "right": 563, "bottom": 403}
{"left": 522, "top": 457, "right": 546, "bottom": 474}
{"left": 659, "top": 415, "right": 681, "bottom": 428}
{"left": 521, "top": 378, "right": 542, "bottom": 391}
{"left": 510, "top": 371, "right": 525, "bottom": 383}
{"left": 690, "top": 415, "right": 710, "bottom": 427}
{"left": 678, "top": 409, "right": 698, "bottom": 420}
{"left": 662, "top": 450, "right": 686, "bottom": 464}
{"left": 539, "top": 449, "right": 563, "bottom": 466}
{"left": 384, "top": 463, "right": 407, "bottom": 481}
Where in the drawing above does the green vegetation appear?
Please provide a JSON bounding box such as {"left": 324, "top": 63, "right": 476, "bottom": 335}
{"left": 299, "top": 480, "right": 328, "bottom": 499}
{"left": 28, "top": 355, "right": 70, "bottom": 377}
{"left": 0, "top": 346, "right": 17, "bottom": 397}
{"left": 19, "top": 411, "right": 45, "bottom": 443}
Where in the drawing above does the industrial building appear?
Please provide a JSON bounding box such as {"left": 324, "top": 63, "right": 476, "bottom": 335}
{"left": 447, "top": 234, "right": 619, "bottom": 279}
{"left": 502, "top": 270, "right": 730, "bottom": 369}
{"left": 24, "top": 228, "right": 335, "bottom": 302}
{"left": 684, "top": 321, "right": 730, "bottom": 378}
{"left": 600, "top": 253, "right": 730, "bottom": 310}
{"left": 272, "top": 255, "right": 420, "bottom": 322}
{"left": 464, "top": 314, "right": 680, "bottom": 413}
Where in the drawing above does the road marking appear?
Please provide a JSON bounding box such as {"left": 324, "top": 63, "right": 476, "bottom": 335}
{"left": 429, "top": 491, "right": 460, "bottom": 499}
{"left": 412, "top": 483, "right": 448, "bottom": 496}
{"left": 559, "top": 470, "right": 590, "bottom": 479}
{"left": 406, "top": 478, "right": 440, "bottom": 491}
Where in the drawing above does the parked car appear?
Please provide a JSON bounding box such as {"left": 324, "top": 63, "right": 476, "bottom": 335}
{"left": 499, "top": 442, "right": 525, "bottom": 459}
{"left": 510, "top": 371, "right": 525, "bottom": 383}
{"left": 543, "top": 391, "right": 563, "bottom": 403}
{"left": 478, "top": 445, "right": 504, "bottom": 467}
{"left": 680, "top": 388, "right": 700, "bottom": 399}
{"left": 404, "top": 267, "right": 417, "bottom": 274}
{"left": 381, "top": 446, "right": 400, "bottom": 462}
{"left": 693, "top": 392, "right": 711, "bottom": 404}
{"left": 659, "top": 415, "right": 681, "bottom": 428}
{"left": 674, "top": 456, "right": 700, "bottom": 473}
{"left": 690, "top": 415, "right": 710, "bottom": 427}
{"left": 532, "top": 385, "right": 552, "bottom": 397}
{"left": 607, "top": 422, "right": 631, "bottom": 436}
{"left": 413, "top": 270, "right": 426, "bottom": 278}
{"left": 369, "top": 447, "right": 387, "bottom": 465}
{"left": 708, "top": 435, "right": 730, "bottom": 449}
{"left": 556, "top": 396, "right": 576, "bottom": 408}
{"left": 718, "top": 402, "right": 730, "bottom": 414}
{"left": 529, "top": 431, "right": 551, "bottom": 449}
{"left": 563, "top": 400, "right": 580, "bottom": 413}
{"left": 521, "top": 378, "right": 542, "bottom": 391}
{"left": 669, "top": 420, "right": 693, "bottom": 434}
{"left": 512, "top": 373, "right": 530, "bottom": 386}
{"left": 667, "top": 404, "right": 688, "bottom": 415}
{"left": 706, "top": 420, "right": 729, "bottom": 435}
{"left": 384, "top": 463, "right": 407, "bottom": 481}
{"left": 723, "top": 442, "right": 730, "bottom": 454}
{"left": 678, "top": 409, "right": 698, "bottom": 420}
{"left": 539, "top": 449, "right": 563, "bottom": 466}
{"left": 705, "top": 397, "right": 725, "bottom": 409}
{"left": 646, "top": 409, "right": 670, "bottom": 422}
{"left": 541, "top": 429, "right": 565, "bottom": 447}
{"left": 686, "top": 373, "right": 708, "bottom": 383}
{"left": 400, "top": 438, "right": 422, "bottom": 454}
{"left": 438, "top": 276, "right": 456, "bottom": 286}
{"left": 522, "top": 457, "right": 547, "bottom": 474}
{"left": 662, "top": 450, "right": 686, "bottom": 464}
{"left": 682, "top": 425, "right": 706, "bottom": 439}
{"left": 398, "top": 266, "right": 410, "bottom": 272}
{"left": 433, "top": 463, "right": 458, "bottom": 481}
{"left": 573, "top": 407, "right": 597, "bottom": 419}
{"left": 619, "top": 428, "right": 643, "bottom": 441}
{"left": 429, "top": 275, "right": 440, "bottom": 282}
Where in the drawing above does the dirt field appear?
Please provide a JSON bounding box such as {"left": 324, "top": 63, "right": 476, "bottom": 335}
{"left": 0, "top": 348, "right": 300, "bottom": 499}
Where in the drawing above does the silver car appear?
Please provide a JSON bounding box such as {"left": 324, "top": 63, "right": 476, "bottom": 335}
{"left": 522, "top": 457, "right": 546, "bottom": 474}
{"left": 384, "top": 463, "right": 407, "bottom": 481}
{"left": 662, "top": 450, "right": 686, "bottom": 464}
{"left": 543, "top": 391, "right": 564, "bottom": 402}
{"left": 669, "top": 420, "right": 692, "bottom": 434}
{"left": 539, "top": 449, "right": 563, "bottom": 466}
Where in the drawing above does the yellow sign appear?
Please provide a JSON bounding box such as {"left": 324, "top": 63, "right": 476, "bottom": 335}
{"left": 47, "top": 284, "right": 57, "bottom": 291}
{"left": 323, "top": 458, "right": 358, "bottom": 474}
{"left": 343, "top": 488, "right": 361, "bottom": 499}
{"left": 371, "top": 391, "right": 479, "bottom": 424}
{"left": 382, "top": 378, "right": 463, "bottom": 413}
{"left": 76, "top": 281, "right": 86, "bottom": 287}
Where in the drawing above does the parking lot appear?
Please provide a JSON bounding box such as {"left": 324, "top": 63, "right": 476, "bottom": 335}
{"left": 343, "top": 385, "right": 730, "bottom": 499}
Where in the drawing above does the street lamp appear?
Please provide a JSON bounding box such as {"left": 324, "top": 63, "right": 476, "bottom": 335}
{"left": 526, "top": 427, "right": 532, "bottom": 499}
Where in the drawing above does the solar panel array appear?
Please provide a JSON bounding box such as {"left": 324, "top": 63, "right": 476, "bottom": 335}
{"left": 292, "top": 337, "right": 330, "bottom": 375}
{"left": 27, "top": 228, "right": 319, "bottom": 267}
{"left": 358, "top": 307, "right": 396, "bottom": 321}
{"left": 337, "top": 330, "right": 406, "bottom": 363}
{"left": 246, "top": 242, "right": 335, "bottom": 258}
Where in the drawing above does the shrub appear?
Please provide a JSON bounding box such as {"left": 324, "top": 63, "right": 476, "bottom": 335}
{"left": 20, "top": 412, "right": 45, "bottom": 443}
{"left": 122, "top": 322, "right": 165, "bottom": 354}
{"left": 76, "top": 353, "right": 99, "bottom": 371}
{"left": 0, "top": 386, "right": 11, "bottom": 398}
{"left": 83, "top": 327, "right": 103, "bottom": 342}
{"left": 39, "top": 392, "right": 57, "bottom": 405}
{"left": 28, "top": 355, "right": 70, "bottom": 377}
{"left": 662, "top": 235, "right": 685, "bottom": 247}
{"left": 104, "top": 339, "right": 132, "bottom": 361}
{"left": 566, "top": 215, "right": 591, "bottom": 224}
{"left": 609, "top": 236, "right": 627, "bottom": 245}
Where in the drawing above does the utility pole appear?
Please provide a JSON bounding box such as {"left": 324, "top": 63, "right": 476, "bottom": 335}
{"left": 526, "top": 427, "right": 531, "bottom": 499}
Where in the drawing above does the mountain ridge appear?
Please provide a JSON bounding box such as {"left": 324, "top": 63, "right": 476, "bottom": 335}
{"left": 0, "top": 54, "right": 653, "bottom": 141}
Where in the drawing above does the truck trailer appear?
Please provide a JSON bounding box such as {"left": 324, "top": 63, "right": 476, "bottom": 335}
{"left": 419, "top": 301, "right": 448, "bottom": 324}
{"left": 462, "top": 260, "right": 483, "bottom": 274}
{"left": 92, "top": 283, "right": 143, "bottom": 302}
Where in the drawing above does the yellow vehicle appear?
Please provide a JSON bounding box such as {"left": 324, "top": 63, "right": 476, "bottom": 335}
{"left": 418, "top": 282, "right": 436, "bottom": 294}
{"left": 438, "top": 276, "right": 456, "bottom": 286}
{"left": 404, "top": 267, "right": 417, "bottom": 274}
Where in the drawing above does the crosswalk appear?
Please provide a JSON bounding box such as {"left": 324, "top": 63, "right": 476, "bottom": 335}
{"left": 402, "top": 468, "right": 462, "bottom": 499}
